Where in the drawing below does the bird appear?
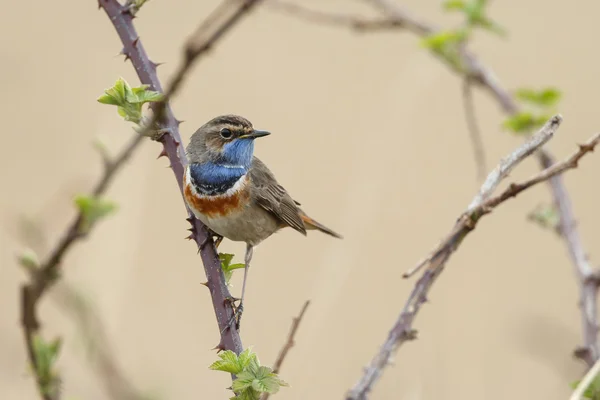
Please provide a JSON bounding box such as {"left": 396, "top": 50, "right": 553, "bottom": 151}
{"left": 183, "top": 114, "right": 342, "bottom": 329}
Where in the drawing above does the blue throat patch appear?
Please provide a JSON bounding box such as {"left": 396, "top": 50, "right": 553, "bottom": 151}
{"left": 189, "top": 162, "right": 246, "bottom": 196}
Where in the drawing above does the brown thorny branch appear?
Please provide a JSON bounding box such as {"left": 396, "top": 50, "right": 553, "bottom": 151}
{"left": 98, "top": 0, "right": 265, "bottom": 361}
{"left": 259, "top": 300, "right": 311, "bottom": 400}
{"left": 20, "top": 1, "right": 265, "bottom": 399}
{"left": 270, "top": 0, "right": 599, "bottom": 391}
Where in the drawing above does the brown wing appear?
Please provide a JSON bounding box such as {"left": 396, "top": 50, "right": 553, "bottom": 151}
{"left": 249, "top": 157, "right": 307, "bottom": 235}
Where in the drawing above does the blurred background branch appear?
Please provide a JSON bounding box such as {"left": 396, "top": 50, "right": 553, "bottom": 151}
{"left": 347, "top": 118, "right": 600, "bottom": 399}
{"left": 20, "top": 132, "right": 143, "bottom": 400}
{"left": 271, "top": 0, "right": 600, "bottom": 371}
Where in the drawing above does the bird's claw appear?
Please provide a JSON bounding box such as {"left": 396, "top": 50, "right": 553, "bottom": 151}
{"left": 199, "top": 230, "right": 223, "bottom": 251}
{"left": 220, "top": 297, "right": 244, "bottom": 334}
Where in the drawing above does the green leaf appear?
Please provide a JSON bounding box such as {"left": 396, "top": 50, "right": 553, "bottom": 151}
{"left": 18, "top": 248, "right": 39, "bottom": 273}
{"left": 443, "top": 0, "right": 466, "bottom": 11}
{"left": 130, "top": 86, "right": 164, "bottom": 104}
{"left": 515, "top": 87, "right": 562, "bottom": 107}
{"left": 219, "top": 253, "right": 246, "bottom": 286}
{"left": 97, "top": 77, "right": 129, "bottom": 106}
{"left": 232, "top": 371, "right": 255, "bottom": 393}
{"left": 74, "top": 195, "right": 118, "bottom": 233}
{"left": 98, "top": 77, "right": 163, "bottom": 124}
{"left": 250, "top": 366, "right": 287, "bottom": 394}
{"left": 32, "top": 335, "right": 62, "bottom": 397}
{"left": 502, "top": 112, "right": 550, "bottom": 134}
{"left": 208, "top": 350, "right": 244, "bottom": 374}
{"left": 421, "top": 30, "right": 468, "bottom": 51}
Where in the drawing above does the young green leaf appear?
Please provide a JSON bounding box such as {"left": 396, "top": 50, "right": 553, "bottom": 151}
{"left": 515, "top": 87, "right": 562, "bottom": 107}
{"left": 250, "top": 366, "right": 288, "bottom": 394}
{"left": 443, "top": 0, "right": 466, "bottom": 11}
{"left": 219, "top": 253, "right": 246, "bottom": 286}
{"left": 18, "top": 248, "right": 39, "bottom": 273}
{"left": 502, "top": 112, "right": 550, "bottom": 135}
{"left": 208, "top": 350, "right": 244, "bottom": 374}
{"left": 98, "top": 77, "right": 163, "bottom": 124}
{"left": 32, "top": 335, "right": 62, "bottom": 397}
{"left": 231, "top": 371, "right": 255, "bottom": 393}
{"left": 421, "top": 30, "right": 467, "bottom": 51}
{"left": 97, "top": 77, "right": 129, "bottom": 106}
{"left": 74, "top": 195, "right": 118, "bottom": 233}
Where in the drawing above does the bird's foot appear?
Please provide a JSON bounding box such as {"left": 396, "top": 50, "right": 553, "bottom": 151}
{"left": 221, "top": 296, "right": 244, "bottom": 334}
{"left": 199, "top": 229, "right": 223, "bottom": 251}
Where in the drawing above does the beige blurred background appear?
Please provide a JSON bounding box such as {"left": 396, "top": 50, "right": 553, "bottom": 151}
{"left": 2, "top": 0, "right": 600, "bottom": 399}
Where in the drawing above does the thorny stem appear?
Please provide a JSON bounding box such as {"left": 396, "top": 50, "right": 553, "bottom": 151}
{"left": 97, "top": 0, "right": 264, "bottom": 359}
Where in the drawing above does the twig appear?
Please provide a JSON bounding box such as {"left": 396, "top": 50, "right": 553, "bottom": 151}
{"left": 462, "top": 78, "right": 487, "bottom": 181}
{"left": 345, "top": 121, "right": 600, "bottom": 400}
{"left": 20, "top": 133, "right": 144, "bottom": 400}
{"left": 466, "top": 116, "right": 559, "bottom": 212}
{"left": 259, "top": 300, "right": 310, "bottom": 400}
{"left": 570, "top": 357, "right": 600, "bottom": 400}
{"left": 268, "top": 1, "right": 406, "bottom": 31}
{"left": 405, "top": 115, "right": 560, "bottom": 279}
{"left": 98, "top": 0, "right": 264, "bottom": 358}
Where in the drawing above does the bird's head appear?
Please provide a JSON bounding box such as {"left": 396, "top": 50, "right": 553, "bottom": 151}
{"left": 186, "top": 114, "right": 270, "bottom": 168}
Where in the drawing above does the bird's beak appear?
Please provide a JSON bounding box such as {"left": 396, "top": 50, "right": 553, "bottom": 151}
{"left": 239, "top": 129, "right": 271, "bottom": 139}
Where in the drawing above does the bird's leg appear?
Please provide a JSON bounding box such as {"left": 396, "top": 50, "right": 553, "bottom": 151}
{"left": 223, "top": 243, "right": 253, "bottom": 332}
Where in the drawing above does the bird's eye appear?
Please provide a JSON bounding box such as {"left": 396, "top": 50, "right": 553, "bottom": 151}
{"left": 220, "top": 128, "right": 233, "bottom": 139}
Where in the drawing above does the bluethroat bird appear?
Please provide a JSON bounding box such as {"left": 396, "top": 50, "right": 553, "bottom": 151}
{"left": 183, "top": 115, "right": 342, "bottom": 329}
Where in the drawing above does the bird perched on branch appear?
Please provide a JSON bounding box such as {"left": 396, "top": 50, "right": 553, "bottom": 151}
{"left": 183, "top": 114, "right": 342, "bottom": 329}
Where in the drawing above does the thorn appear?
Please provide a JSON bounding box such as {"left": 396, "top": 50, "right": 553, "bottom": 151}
{"left": 186, "top": 216, "right": 194, "bottom": 223}
{"left": 120, "top": 48, "right": 131, "bottom": 62}
{"left": 200, "top": 281, "right": 209, "bottom": 287}
{"left": 211, "top": 340, "right": 226, "bottom": 353}
{"left": 132, "top": 36, "right": 140, "bottom": 47}
{"left": 150, "top": 61, "right": 164, "bottom": 69}
{"left": 578, "top": 143, "right": 595, "bottom": 153}
{"left": 176, "top": 119, "right": 185, "bottom": 127}
{"left": 185, "top": 234, "right": 194, "bottom": 240}
{"left": 157, "top": 148, "right": 168, "bottom": 159}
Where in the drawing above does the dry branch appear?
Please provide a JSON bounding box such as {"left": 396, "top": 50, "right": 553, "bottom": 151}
{"left": 346, "top": 118, "right": 600, "bottom": 400}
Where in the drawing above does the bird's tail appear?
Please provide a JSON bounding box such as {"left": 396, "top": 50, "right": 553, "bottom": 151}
{"left": 301, "top": 214, "right": 343, "bottom": 239}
